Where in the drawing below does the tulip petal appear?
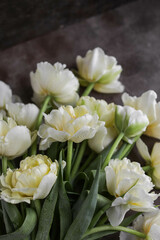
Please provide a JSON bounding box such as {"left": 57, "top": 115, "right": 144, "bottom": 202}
{"left": 5, "top": 126, "right": 32, "bottom": 158}
{"left": 107, "top": 197, "right": 130, "bottom": 226}
{"left": 7, "top": 103, "right": 39, "bottom": 129}
{"left": 71, "top": 126, "right": 97, "bottom": 143}
{"left": 33, "top": 172, "right": 57, "bottom": 200}
{"left": 0, "top": 81, "right": 12, "bottom": 108}
{"left": 94, "top": 80, "right": 124, "bottom": 93}
{"left": 122, "top": 90, "right": 157, "bottom": 124}
{"left": 136, "top": 138, "right": 151, "bottom": 162}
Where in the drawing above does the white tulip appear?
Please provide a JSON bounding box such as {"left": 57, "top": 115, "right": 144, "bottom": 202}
{"left": 77, "top": 96, "right": 115, "bottom": 126}
{"left": 0, "top": 81, "right": 12, "bottom": 109}
{"left": 0, "top": 117, "right": 34, "bottom": 159}
{"left": 77, "top": 96, "right": 117, "bottom": 152}
{"left": 122, "top": 90, "right": 160, "bottom": 139}
{"left": 76, "top": 47, "right": 124, "bottom": 93}
{"left": 38, "top": 105, "right": 104, "bottom": 150}
{"left": 88, "top": 126, "right": 117, "bottom": 153}
{"left": 120, "top": 210, "right": 160, "bottom": 240}
{"left": 30, "top": 62, "right": 79, "bottom": 106}
{"left": 6, "top": 102, "right": 39, "bottom": 130}
{"left": 105, "top": 158, "right": 158, "bottom": 226}
{"left": 137, "top": 138, "right": 160, "bottom": 188}
{"left": 115, "top": 105, "right": 149, "bottom": 143}
{"left": 0, "top": 155, "right": 61, "bottom": 203}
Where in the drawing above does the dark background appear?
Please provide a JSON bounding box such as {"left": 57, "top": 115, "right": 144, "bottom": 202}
{"left": 0, "top": 0, "right": 160, "bottom": 239}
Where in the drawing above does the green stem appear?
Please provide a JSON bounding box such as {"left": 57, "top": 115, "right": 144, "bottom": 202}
{"left": 71, "top": 140, "right": 87, "bottom": 178}
{"left": 112, "top": 142, "right": 128, "bottom": 159}
{"left": 79, "top": 152, "right": 96, "bottom": 172}
{"left": 2, "top": 156, "right": 8, "bottom": 174}
{"left": 31, "top": 95, "right": 51, "bottom": 155}
{"left": 97, "top": 215, "right": 108, "bottom": 226}
{"left": 33, "top": 200, "right": 41, "bottom": 218}
{"left": 82, "top": 83, "right": 95, "bottom": 96}
{"left": 102, "top": 132, "right": 124, "bottom": 169}
{"left": 118, "top": 144, "right": 132, "bottom": 159}
{"left": 65, "top": 141, "right": 73, "bottom": 181}
{"left": 7, "top": 161, "right": 14, "bottom": 170}
{"left": 82, "top": 225, "right": 146, "bottom": 239}
{"left": 20, "top": 203, "right": 25, "bottom": 220}
{"left": 35, "top": 95, "right": 52, "bottom": 130}
{"left": 89, "top": 204, "right": 111, "bottom": 229}
{"left": 31, "top": 200, "right": 41, "bottom": 239}
{"left": 143, "top": 165, "right": 152, "bottom": 173}
{"left": 118, "top": 134, "right": 141, "bottom": 159}
{"left": 22, "top": 151, "right": 28, "bottom": 160}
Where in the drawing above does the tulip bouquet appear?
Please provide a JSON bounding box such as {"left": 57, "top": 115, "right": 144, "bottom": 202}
{"left": 0, "top": 47, "right": 160, "bottom": 240}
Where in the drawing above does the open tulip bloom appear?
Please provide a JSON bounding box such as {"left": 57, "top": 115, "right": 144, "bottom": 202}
{"left": 0, "top": 48, "right": 160, "bottom": 240}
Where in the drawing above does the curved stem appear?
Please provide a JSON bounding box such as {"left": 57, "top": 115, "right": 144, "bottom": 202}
{"left": 65, "top": 141, "right": 73, "bottom": 181}
{"left": 89, "top": 203, "right": 111, "bottom": 229}
{"left": 102, "top": 132, "right": 124, "bottom": 169}
{"left": 35, "top": 95, "right": 52, "bottom": 130}
{"left": 2, "top": 156, "right": 8, "bottom": 174}
{"left": 82, "top": 83, "right": 95, "bottom": 96}
{"left": 82, "top": 225, "right": 146, "bottom": 239}
{"left": 118, "top": 143, "right": 131, "bottom": 159}
{"left": 97, "top": 215, "right": 108, "bottom": 226}
{"left": 112, "top": 142, "right": 128, "bottom": 159}
{"left": 31, "top": 95, "right": 51, "bottom": 155}
{"left": 7, "top": 161, "right": 14, "bottom": 170}
{"left": 71, "top": 140, "right": 87, "bottom": 179}
{"left": 79, "top": 152, "right": 96, "bottom": 172}
{"left": 33, "top": 199, "right": 41, "bottom": 218}
{"left": 118, "top": 134, "right": 141, "bottom": 159}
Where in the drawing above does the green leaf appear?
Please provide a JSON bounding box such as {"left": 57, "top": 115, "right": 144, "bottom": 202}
{"left": 0, "top": 208, "right": 5, "bottom": 234}
{"left": 96, "top": 194, "right": 111, "bottom": 211}
{"left": 64, "top": 163, "right": 100, "bottom": 240}
{"left": 59, "top": 156, "right": 72, "bottom": 240}
{"left": 83, "top": 230, "right": 116, "bottom": 240}
{"left": 35, "top": 176, "right": 59, "bottom": 240}
{"left": 72, "top": 172, "right": 89, "bottom": 194}
{"left": 1, "top": 201, "right": 14, "bottom": 234}
{"left": 46, "top": 142, "right": 59, "bottom": 160}
{"left": 50, "top": 203, "right": 60, "bottom": 240}
{"left": 2, "top": 201, "right": 23, "bottom": 229}
{"left": 72, "top": 172, "right": 90, "bottom": 219}
{"left": 120, "top": 212, "right": 141, "bottom": 227}
{"left": 85, "top": 141, "right": 114, "bottom": 172}
{"left": 90, "top": 170, "right": 106, "bottom": 193}
{"left": 0, "top": 208, "right": 37, "bottom": 240}
{"left": 72, "top": 190, "right": 88, "bottom": 220}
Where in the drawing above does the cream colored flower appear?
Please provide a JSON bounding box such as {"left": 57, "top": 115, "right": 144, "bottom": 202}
{"left": 122, "top": 90, "right": 160, "bottom": 139}
{"left": 77, "top": 96, "right": 117, "bottom": 152}
{"left": 105, "top": 158, "right": 158, "bottom": 226}
{"left": 38, "top": 105, "right": 103, "bottom": 150}
{"left": 0, "top": 116, "right": 34, "bottom": 159}
{"left": 0, "top": 155, "right": 61, "bottom": 203}
{"left": 115, "top": 106, "right": 149, "bottom": 143}
{"left": 136, "top": 138, "right": 160, "bottom": 189}
{"left": 88, "top": 126, "right": 117, "bottom": 153}
{"left": 76, "top": 47, "right": 124, "bottom": 93}
{"left": 6, "top": 102, "right": 39, "bottom": 130}
{"left": 30, "top": 62, "right": 79, "bottom": 106}
{"left": 0, "top": 81, "right": 12, "bottom": 109}
{"left": 77, "top": 96, "right": 115, "bottom": 126}
{"left": 120, "top": 210, "right": 160, "bottom": 240}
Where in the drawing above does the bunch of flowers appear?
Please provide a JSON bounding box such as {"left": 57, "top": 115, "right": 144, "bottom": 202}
{"left": 0, "top": 47, "right": 160, "bottom": 240}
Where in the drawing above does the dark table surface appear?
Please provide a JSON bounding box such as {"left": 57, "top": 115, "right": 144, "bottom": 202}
{"left": 0, "top": 0, "right": 160, "bottom": 239}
